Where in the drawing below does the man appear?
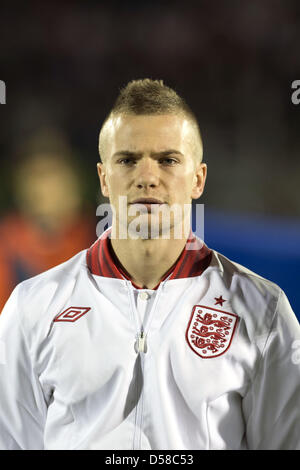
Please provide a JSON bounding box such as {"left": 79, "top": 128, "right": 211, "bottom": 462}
{"left": 0, "top": 142, "right": 95, "bottom": 311}
{"left": 0, "top": 79, "right": 299, "bottom": 450}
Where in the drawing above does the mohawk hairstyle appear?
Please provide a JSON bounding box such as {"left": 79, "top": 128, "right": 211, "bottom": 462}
{"left": 112, "top": 79, "right": 192, "bottom": 115}
{"left": 99, "top": 78, "right": 202, "bottom": 161}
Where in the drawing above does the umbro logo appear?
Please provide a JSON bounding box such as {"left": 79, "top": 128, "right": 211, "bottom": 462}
{"left": 53, "top": 306, "right": 91, "bottom": 323}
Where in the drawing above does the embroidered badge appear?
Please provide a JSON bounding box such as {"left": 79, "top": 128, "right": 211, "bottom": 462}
{"left": 186, "top": 305, "right": 239, "bottom": 358}
{"left": 53, "top": 306, "right": 91, "bottom": 323}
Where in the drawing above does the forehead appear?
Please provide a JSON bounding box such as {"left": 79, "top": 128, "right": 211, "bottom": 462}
{"left": 105, "top": 114, "right": 195, "bottom": 156}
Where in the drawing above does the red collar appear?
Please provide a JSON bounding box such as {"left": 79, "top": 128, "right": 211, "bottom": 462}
{"left": 86, "top": 229, "right": 212, "bottom": 290}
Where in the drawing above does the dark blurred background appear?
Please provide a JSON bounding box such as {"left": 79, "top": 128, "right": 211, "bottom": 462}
{"left": 0, "top": 0, "right": 299, "bottom": 317}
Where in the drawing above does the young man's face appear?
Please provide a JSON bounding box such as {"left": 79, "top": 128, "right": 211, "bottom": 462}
{"left": 97, "top": 114, "right": 206, "bottom": 238}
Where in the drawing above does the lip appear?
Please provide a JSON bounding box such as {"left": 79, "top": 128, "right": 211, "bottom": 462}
{"left": 130, "top": 198, "right": 165, "bottom": 205}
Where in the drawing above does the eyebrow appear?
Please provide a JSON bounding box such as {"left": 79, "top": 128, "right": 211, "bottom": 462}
{"left": 112, "top": 149, "right": 184, "bottom": 159}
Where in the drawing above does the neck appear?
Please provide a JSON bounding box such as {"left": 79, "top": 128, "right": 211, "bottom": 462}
{"left": 110, "top": 232, "right": 189, "bottom": 289}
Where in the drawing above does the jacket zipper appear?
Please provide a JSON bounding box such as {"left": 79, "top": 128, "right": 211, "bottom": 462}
{"left": 126, "top": 281, "right": 164, "bottom": 449}
{"left": 137, "top": 330, "right": 147, "bottom": 353}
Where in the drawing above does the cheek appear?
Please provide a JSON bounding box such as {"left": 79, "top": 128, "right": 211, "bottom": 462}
{"left": 170, "top": 172, "right": 194, "bottom": 199}
{"left": 105, "top": 172, "right": 128, "bottom": 199}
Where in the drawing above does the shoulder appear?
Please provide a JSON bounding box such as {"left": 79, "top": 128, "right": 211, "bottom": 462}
{"left": 210, "top": 249, "right": 281, "bottom": 295}
{"left": 6, "top": 249, "right": 89, "bottom": 334}
{"left": 208, "top": 250, "right": 288, "bottom": 335}
{"left": 19, "top": 249, "right": 88, "bottom": 292}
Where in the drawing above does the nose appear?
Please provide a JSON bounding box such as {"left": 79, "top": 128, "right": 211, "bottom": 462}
{"left": 135, "top": 157, "right": 159, "bottom": 189}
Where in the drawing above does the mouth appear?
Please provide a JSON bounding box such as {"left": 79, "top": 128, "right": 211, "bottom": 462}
{"left": 129, "top": 198, "right": 166, "bottom": 212}
{"left": 129, "top": 198, "right": 165, "bottom": 205}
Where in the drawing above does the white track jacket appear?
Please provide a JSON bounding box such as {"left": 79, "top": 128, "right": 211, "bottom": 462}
{"left": 0, "top": 229, "right": 299, "bottom": 450}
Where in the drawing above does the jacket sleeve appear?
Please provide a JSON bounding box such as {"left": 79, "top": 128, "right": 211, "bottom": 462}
{"left": 243, "top": 289, "right": 300, "bottom": 449}
{"left": 0, "top": 285, "right": 47, "bottom": 450}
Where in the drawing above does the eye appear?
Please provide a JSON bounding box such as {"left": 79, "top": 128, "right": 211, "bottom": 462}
{"left": 118, "top": 158, "right": 136, "bottom": 166}
{"left": 159, "top": 157, "right": 178, "bottom": 166}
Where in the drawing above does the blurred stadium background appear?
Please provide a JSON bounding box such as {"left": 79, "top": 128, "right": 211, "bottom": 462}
{"left": 0, "top": 0, "right": 299, "bottom": 318}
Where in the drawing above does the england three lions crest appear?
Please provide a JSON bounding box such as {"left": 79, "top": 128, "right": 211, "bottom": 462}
{"left": 186, "top": 305, "right": 239, "bottom": 359}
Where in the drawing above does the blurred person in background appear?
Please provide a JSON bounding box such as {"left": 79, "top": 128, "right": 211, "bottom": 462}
{"left": 0, "top": 129, "right": 95, "bottom": 311}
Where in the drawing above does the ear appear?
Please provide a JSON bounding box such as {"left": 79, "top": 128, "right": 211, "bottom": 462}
{"left": 191, "top": 163, "right": 207, "bottom": 200}
{"left": 97, "top": 162, "right": 109, "bottom": 198}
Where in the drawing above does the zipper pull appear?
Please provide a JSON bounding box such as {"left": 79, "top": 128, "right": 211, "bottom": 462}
{"left": 136, "top": 330, "right": 147, "bottom": 353}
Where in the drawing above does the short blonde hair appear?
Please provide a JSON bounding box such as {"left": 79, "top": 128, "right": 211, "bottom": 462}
{"left": 99, "top": 79, "right": 203, "bottom": 162}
